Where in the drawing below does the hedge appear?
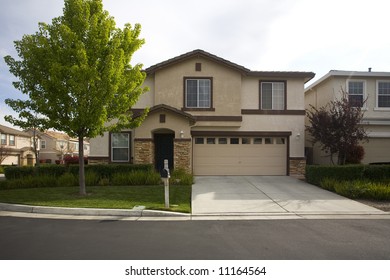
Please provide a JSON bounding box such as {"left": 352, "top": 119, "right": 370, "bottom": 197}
{"left": 306, "top": 164, "right": 390, "bottom": 186}
{"left": 4, "top": 164, "right": 154, "bottom": 180}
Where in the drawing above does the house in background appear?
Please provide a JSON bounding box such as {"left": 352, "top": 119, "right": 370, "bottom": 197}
{"left": 38, "top": 130, "right": 90, "bottom": 163}
{"left": 0, "top": 124, "right": 36, "bottom": 166}
{"left": 305, "top": 70, "right": 390, "bottom": 164}
{"left": 90, "top": 49, "right": 314, "bottom": 177}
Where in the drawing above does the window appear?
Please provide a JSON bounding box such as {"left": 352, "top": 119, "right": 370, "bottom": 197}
{"left": 242, "top": 138, "right": 251, "bottom": 144}
{"left": 377, "top": 81, "right": 390, "bottom": 108}
{"left": 207, "top": 138, "right": 216, "bottom": 144}
{"left": 261, "top": 81, "right": 285, "bottom": 110}
{"left": 41, "top": 140, "right": 46, "bottom": 149}
{"left": 265, "top": 138, "right": 273, "bottom": 144}
{"left": 276, "top": 138, "right": 285, "bottom": 144}
{"left": 185, "top": 78, "right": 211, "bottom": 108}
{"left": 254, "top": 138, "right": 262, "bottom": 144}
{"left": 111, "top": 133, "right": 130, "bottom": 162}
{"left": 347, "top": 80, "right": 365, "bottom": 107}
{"left": 218, "top": 138, "right": 228, "bottom": 144}
{"left": 1, "top": 134, "right": 7, "bottom": 145}
{"left": 9, "top": 135, "right": 15, "bottom": 146}
{"left": 195, "top": 138, "right": 204, "bottom": 144}
{"left": 230, "top": 138, "right": 239, "bottom": 144}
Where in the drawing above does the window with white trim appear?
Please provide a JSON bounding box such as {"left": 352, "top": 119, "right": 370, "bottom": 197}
{"left": 41, "top": 140, "right": 46, "bottom": 149}
{"left": 9, "top": 135, "right": 15, "bottom": 146}
{"left": 261, "top": 82, "right": 285, "bottom": 110}
{"left": 111, "top": 133, "right": 130, "bottom": 162}
{"left": 347, "top": 80, "right": 365, "bottom": 107}
{"left": 1, "top": 134, "right": 6, "bottom": 145}
{"left": 185, "top": 78, "right": 211, "bottom": 108}
{"left": 377, "top": 81, "right": 390, "bottom": 108}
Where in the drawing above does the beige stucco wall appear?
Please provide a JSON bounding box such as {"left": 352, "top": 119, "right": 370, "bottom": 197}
{"left": 89, "top": 132, "right": 110, "bottom": 157}
{"left": 134, "top": 76, "right": 155, "bottom": 109}
{"left": 153, "top": 57, "right": 242, "bottom": 116}
{"left": 134, "top": 110, "right": 193, "bottom": 139}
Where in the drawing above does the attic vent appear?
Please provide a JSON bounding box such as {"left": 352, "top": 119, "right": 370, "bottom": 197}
{"left": 195, "top": 63, "right": 202, "bottom": 72}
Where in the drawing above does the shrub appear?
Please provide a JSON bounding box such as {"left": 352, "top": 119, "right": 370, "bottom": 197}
{"left": 171, "top": 169, "right": 194, "bottom": 186}
{"left": 57, "top": 173, "right": 78, "bottom": 187}
{"left": 319, "top": 178, "right": 390, "bottom": 200}
{"left": 363, "top": 165, "right": 390, "bottom": 182}
{"left": 6, "top": 176, "right": 58, "bottom": 189}
{"left": 4, "top": 166, "right": 35, "bottom": 180}
{"left": 84, "top": 171, "right": 100, "bottom": 186}
{"left": 0, "top": 165, "right": 4, "bottom": 174}
{"left": 305, "top": 165, "right": 365, "bottom": 186}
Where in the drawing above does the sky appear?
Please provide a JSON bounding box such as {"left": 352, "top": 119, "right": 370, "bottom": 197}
{"left": 1, "top": 0, "right": 390, "bottom": 128}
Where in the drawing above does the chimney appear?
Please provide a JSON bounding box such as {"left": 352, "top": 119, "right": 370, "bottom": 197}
{"left": 368, "top": 67, "right": 372, "bottom": 72}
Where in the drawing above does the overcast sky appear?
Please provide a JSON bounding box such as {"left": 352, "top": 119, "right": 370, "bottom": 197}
{"left": 1, "top": 0, "right": 390, "bottom": 127}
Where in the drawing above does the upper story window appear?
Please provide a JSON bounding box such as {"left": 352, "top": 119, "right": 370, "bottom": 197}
{"left": 41, "top": 140, "right": 46, "bottom": 149}
{"left": 9, "top": 135, "right": 15, "bottom": 146}
{"left": 347, "top": 80, "right": 365, "bottom": 107}
{"left": 377, "top": 81, "right": 390, "bottom": 108}
{"left": 260, "top": 81, "right": 286, "bottom": 110}
{"left": 185, "top": 78, "right": 212, "bottom": 109}
{"left": 1, "top": 134, "right": 6, "bottom": 145}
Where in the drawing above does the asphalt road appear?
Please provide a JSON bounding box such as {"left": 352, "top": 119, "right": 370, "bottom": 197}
{"left": 1, "top": 216, "right": 390, "bottom": 260}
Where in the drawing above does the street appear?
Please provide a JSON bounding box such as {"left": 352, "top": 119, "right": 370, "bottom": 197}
{"left": 1, "top": 216, "right": 390, "bottom": 260}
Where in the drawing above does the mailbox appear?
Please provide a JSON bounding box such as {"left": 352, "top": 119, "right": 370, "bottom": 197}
{"left": 161, "top": 168, "right": 170, "bottom": 179}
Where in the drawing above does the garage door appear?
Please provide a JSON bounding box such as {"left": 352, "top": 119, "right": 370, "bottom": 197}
{"left": 193, "top": 136, "right": 287, "bottom": 175}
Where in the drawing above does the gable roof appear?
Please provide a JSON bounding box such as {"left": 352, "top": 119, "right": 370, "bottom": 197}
{"left": 306, "top": 70, "right": 390, "bottom": 92}
{"left": 145, "top": 49, "right": 250, "bottom": 75}
{"left": 145, "top": 49, "right": 315, "bottom": 83}
{"left": 0, "top": 124, "right": 30, "bottom": 137}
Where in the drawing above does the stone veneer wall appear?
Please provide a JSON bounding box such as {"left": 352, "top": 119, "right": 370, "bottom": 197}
{"left": 289, "top": 158, "right": 306, "bottom": 178}
{"left": 174, "top": 139, "right": 192, "bottom": 173}
{"left": 134, "top": 139, "right": 154, "bottom": 165}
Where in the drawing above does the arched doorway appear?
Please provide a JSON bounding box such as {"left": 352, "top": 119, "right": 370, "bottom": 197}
{"left": 153, "top": 129, "right": 174, "bottom": 173}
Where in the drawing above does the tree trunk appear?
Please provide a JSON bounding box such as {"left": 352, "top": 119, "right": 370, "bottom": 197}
{"left": 79, "top": 136, "right": 86, "bottom": 196}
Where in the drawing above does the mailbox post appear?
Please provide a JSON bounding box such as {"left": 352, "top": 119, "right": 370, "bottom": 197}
{"left": 161, "top": 159, "right": 170, "bottom": 208}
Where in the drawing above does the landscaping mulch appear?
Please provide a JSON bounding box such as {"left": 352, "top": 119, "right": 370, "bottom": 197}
{"left": 356, "top": 199, "right": 390, "bottom": 212}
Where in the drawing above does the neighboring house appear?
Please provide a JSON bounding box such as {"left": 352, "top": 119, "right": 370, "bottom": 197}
{"left": 89, "top": 49, "right": 314, "bottom": 176}
{"left": 305, "top": 70, "right": 390, "bottom": 164}
{"left": 38, "top": 130, "right": 90, "bottom": 163}
{"left": 0, "top": 124, "right": 36, "bottom": 166}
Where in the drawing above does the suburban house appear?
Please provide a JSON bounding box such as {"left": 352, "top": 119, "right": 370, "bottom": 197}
{"left": 89, "top": 49, "right": 315, "bottom": 176}
{"left": 0, "top": 124, "right": 36, "bottom": 166}
{"left": 38, "top": 130, "right": 90, "bottom": 163}
{"left": 305, "top": 70, "right": 390, "bottom": 164}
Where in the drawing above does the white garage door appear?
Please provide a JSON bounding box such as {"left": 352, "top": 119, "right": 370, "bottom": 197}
{"left": 193, "top": 136, "right": 287, "bottom": 175}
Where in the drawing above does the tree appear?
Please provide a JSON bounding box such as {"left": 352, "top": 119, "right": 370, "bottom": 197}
{"left": 4, "top": 0, "right": 148, "bottom": 195}
{"left": 0, "top": 146, "right": 12, "bottom": 165}
{"left": 306, "top": 90, "right": 368, "bottom": 165}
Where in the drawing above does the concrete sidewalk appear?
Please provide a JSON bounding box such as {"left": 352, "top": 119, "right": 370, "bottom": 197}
{"left": 192, "top": 176, "right": 386, "bottom": 217}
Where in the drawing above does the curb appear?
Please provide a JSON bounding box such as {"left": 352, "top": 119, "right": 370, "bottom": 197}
{"left": 0, "top": 203, "right": 189, "bottom": 218}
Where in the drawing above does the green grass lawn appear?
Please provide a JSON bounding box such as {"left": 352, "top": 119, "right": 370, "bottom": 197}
{"left": 0, "top": 185, "right": 192, "bottom": 213}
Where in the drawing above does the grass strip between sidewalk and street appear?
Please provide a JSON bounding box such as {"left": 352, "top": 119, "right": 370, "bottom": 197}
{"left": 0, "top": 185, "right": 191, "bottom": 213}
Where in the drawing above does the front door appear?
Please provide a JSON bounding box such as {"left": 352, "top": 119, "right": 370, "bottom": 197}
{"left": 154, "top": 133, "right": 174, "bottom": 172}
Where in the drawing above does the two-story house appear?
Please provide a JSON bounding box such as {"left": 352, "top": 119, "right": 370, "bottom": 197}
{"left": 38, "top": 130, "right": 90, "bottom": 163}
{"left": 305, "top": 70, "right": 390, "bottom": 164}
{"left": 0, "top": 124, "right": 36, "bottom": 166}
{"left": 89, "top": 50, "right": 315, "bottom": 176}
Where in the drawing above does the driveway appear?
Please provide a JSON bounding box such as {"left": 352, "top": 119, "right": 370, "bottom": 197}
{"left": 192, "top": 176, "right": 384, "bottom": 216}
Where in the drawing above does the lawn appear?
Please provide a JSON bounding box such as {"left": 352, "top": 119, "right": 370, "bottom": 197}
{"left": 0, "top": 185, "right": 192, "bottom": 213}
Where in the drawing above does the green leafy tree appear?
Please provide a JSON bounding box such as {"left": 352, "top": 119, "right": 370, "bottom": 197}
{"left": 306, "top": 90, "right": 368, "bottom": 165}
{"left": 4, "top": 0, "right": 148, "bottom": 195}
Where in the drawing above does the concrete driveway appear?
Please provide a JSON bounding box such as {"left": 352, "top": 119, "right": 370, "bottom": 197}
{"left": 192, "top": 176, "right": 384, "bottom": 217}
